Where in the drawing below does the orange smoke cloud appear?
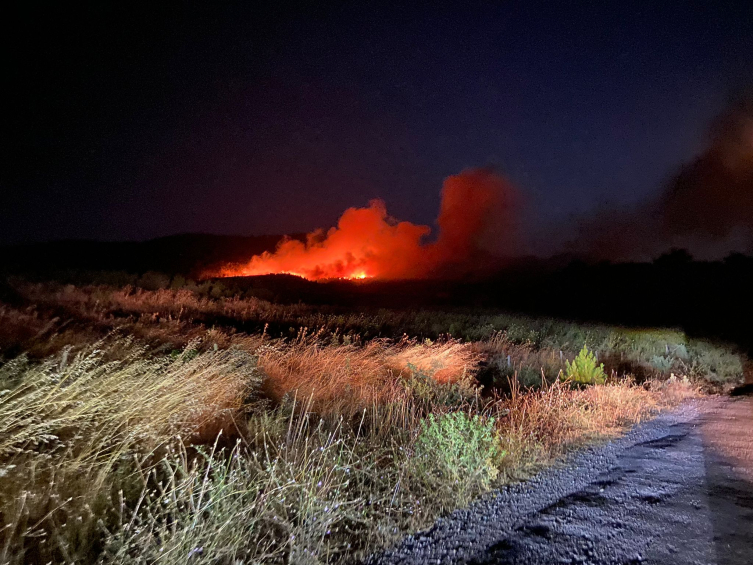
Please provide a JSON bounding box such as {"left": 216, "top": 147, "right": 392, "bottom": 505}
{"left": 215, "top": 168, "right": 521, "bottom": 281}
{"left": 434, "top": 168, "right": 521, "bottom": 263}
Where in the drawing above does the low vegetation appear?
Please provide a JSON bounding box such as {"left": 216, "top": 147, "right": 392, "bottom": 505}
{"left": 563, "top": 345, "right": 606, "bottom": 385}
{"left": 0, "top": 280, "right": 744, "bottom": 564}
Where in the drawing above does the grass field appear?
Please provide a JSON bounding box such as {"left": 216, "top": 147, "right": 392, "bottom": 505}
{"left": 0, "top": 280, "right": 745, "bottom": 564}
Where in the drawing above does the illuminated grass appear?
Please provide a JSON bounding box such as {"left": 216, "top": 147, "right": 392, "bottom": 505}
{"left": 0, "top": 339, "right": 256, "bottom": 563}
{"left": 0, "top": 281, "right": 734, "bottom": 563}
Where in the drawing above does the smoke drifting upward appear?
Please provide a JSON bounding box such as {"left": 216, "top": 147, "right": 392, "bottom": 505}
{"left": 216, "top": 168, "right": 521, "bottom": 280}
{"left": 434, "top": 168, "right": 522, "bottom": 261}
{"left": 660, "top": 99, "right": 753, "bottom": 242}
{"left": 576, "top": 99, "right": 753, "bottom": 260}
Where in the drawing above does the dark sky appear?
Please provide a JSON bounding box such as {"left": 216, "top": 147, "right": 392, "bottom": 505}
{"left": 3, "top": 1, "right": 752, "bottom": 247}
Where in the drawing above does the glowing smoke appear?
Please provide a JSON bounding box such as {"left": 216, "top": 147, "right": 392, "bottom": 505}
{"left": 216, "top": 168, "right": 521, "bottom": 280}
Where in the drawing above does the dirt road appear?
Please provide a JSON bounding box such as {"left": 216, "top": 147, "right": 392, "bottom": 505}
{"left": 369, "top": 397, "right": 753, "bottom": 565}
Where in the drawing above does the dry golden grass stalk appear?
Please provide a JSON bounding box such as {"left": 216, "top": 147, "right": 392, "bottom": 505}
{"left": 256, "top": 338, "right": 479, "bottom": 417}
{"left": 493, "top": 376, "right": 698, "bottom": 478}
{"left": 0, "top": 337, "right": 257, "bottom": 563}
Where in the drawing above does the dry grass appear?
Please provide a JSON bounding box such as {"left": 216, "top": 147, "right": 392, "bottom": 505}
{"left": 0, "top": 281, "right": 717, "bottom": 564}
{"left": 494, "top": 375, "right": 698, "bottom": 478}
{"left": 0, "top": 338, "right": 257, "bottom": 563}
{"left": 0, "top": 328, "right": 699, "bottom": 564}
{"left": 17, "top": 283, "right": 302, "bottom": 326}
{"left": 257, "top": 336, "right": 479, "bottom": 417}
{"left": 9, "top": 282, "right": 747, "bottom": 387}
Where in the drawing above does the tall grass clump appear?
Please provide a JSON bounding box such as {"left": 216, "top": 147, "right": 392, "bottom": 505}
{"left": 0, "top": 337, "right": 256, "bottom": 564}
{"left": 100, "top": 419, "right": 379, "bottom": 564}
{"left": 101, "top": 396, "right": 451, "bottom": 565}
{"left": 257, "top": 337, "right": 479, "bottom": 418}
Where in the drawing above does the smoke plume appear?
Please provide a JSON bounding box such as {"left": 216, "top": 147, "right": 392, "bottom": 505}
{"left": 660, "top": 99, "right": 753, "bottom": 241}
{"left": 216, "top": 168, "right": 521, "bottom": 280}
{"left": 575, "top": 98, "right": 753, "bottom": 260}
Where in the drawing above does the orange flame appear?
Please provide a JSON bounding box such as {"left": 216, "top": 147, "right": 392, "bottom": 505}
{"left": 215, "top": 168, "right": 521, "bottom": 281}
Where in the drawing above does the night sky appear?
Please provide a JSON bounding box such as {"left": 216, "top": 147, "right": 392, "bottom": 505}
{"left": 3, "top": 1, "right": 753, "bottom": 251}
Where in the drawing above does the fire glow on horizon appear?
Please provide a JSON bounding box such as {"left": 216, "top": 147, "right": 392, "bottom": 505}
{"left": 213, "top": 168, "right": 522, "bottom": 281}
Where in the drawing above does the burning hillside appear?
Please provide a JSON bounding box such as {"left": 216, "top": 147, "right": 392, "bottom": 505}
{"left": 213, "top": 168, "right": 521, "bottom": 281}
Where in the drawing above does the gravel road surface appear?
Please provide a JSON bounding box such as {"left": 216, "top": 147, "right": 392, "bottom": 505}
{"left": 368, "top": 397, "right": 753, "bottom": 565}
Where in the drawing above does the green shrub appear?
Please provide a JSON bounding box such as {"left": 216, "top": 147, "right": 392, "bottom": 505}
{"left": 413, "top": 412, "right": 502, "bottom": 496}
{"left": 650, "top": 355, "right": 673, "bottom": 372}
{"left": 563, "top": 345, "right": 606, "bottom": 385}
{"left": 687, "top": 342, "right": 743, "bottom": 384}
{"left": 462, "top": 323, "right": 496, "bottom": 341}
{"left": 672, "top": 343, "right": 689, "bottom": 360}
{"left": 136, "top": 271, "right": 170, "bottom": 291}
{"left": 505, "top": 324, "right": 541, "bottom": 346}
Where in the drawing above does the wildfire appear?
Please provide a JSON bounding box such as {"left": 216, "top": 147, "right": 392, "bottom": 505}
{"left": 259, "top": 270, "right": 369, "bottom": 281}
{"left": 214, "top": 168, "right": 521, "bottom": 281}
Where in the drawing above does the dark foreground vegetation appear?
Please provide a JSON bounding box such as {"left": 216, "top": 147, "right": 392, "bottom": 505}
{"left": 0, "top": 270, "right": 746, "bottom": 564}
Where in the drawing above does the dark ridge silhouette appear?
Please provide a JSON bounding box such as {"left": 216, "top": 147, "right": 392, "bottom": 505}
{"left": 0, "top": 233, "right": 303, "bottom": 279}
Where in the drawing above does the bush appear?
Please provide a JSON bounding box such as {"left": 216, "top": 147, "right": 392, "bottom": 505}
{"left": 563, "top": 345, "right": 606, "bottom": 385}
{"left": 672, "top": 343, "right": 689, "bottom": 360}
{"left": 136, "top": 271, "right": 171, "bottom": 291}
{"left": 650, "top": 355, "right": 674, "bottom": 372}
{"left": 517, "top": 365, "right": 544, "bottom": 389}
{"left": 413, "top": 412, "right": 502, "bottom": 497}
